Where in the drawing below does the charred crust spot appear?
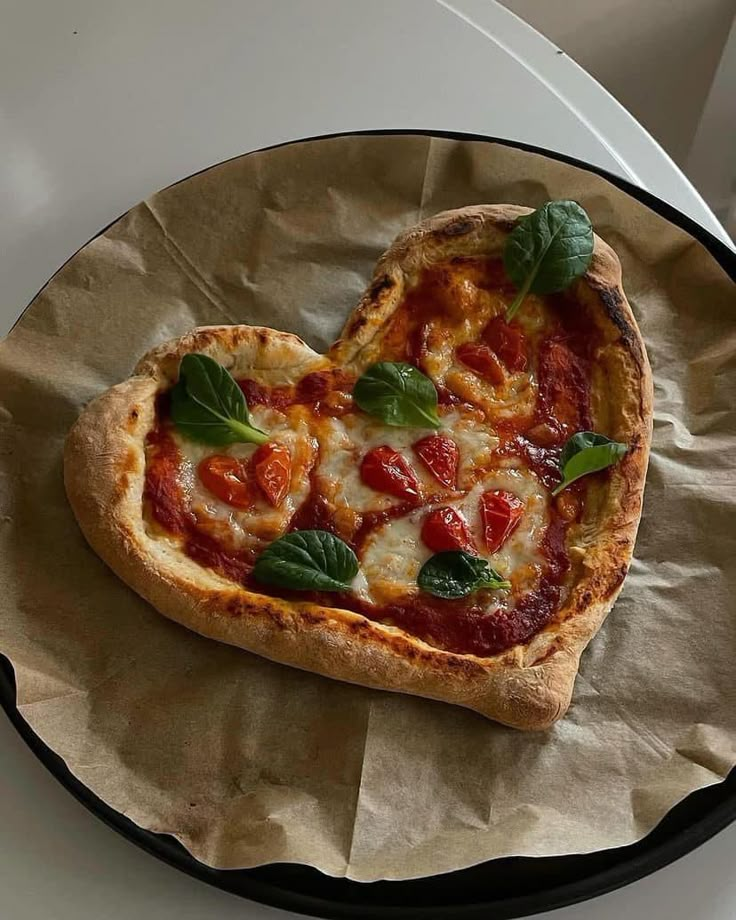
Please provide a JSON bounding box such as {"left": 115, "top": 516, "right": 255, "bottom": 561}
{"left": 345, "top": 275, "right": 395, "bottom": 335}
{"left": 126, "top": 407, "right": 140, "bottom": 433}
{"left": 347, "top": 314, "right": 368, "bottom": 335}
{"left": 445, "top": 656, "right": 487, "bottom": 678}
{"left": 188, "top": 329, "right": 221, "bottom": 350}
{"left": 224, "top": 598, "right": 242, "bottom": 616}
{"left": 569, "top": 588, "right": 594, "bottom": 615}
{"left": 608, "top": 564, "right": 629, "bottom": 595}
{"left": 599, "top": 285, "right": 622, "bottom": 311}
{"left": 570, "top": 563, "right": 628, "bottom": 613}
{"left": 442, "top": 654, "right": 473, "bottom": 671}
{"left": 597, "top": 285, "right": 642, "bottom": 360}
{"left": 440, "top": 218, "right": 475, "bottom": 237}
{"left": 380, "top": 637, "right": 487, "bottom": 677}
{"left": 369, "top": 275, "right": 394, "bottom": 299}
{"left": 223, "top": 596, "right": 285, "bottom": 623}
{"left": 256, "top": 329, "right": 269, "bottom": 345}
{"left": 267, "top": 608, "right": 288, "bottom": 628}
{"left": 223, "top": 596, "right": 259, "bottom": 618}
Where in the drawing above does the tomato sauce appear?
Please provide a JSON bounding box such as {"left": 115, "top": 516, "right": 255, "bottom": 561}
{"left": 288, "top": 491, "right": 336, "bottom": 534}
{"left": 144, "top": 420, "right": 258, "bottom": 578}
{"left": 185, "top": 533, "right": 254, "bottom": 583}
{"left": 144, "top": 421, "right": 190, "bottom": 535}
{"left": 352, "top": 499, "right": 422, "bottom": 554}
{"left": 243, "top": 506, "right": 570, "bottom": 658}
{"left": 536, "top": 337, "right": 592, "bottom": 436}
{"left": 349, "top": 504, "right": 570, "bottom": 656}
{"left": 239, "top": 368, "right": 355, "bottom": 417}
{"left": 144, "top": 258, "right": 599, "bottom": 657}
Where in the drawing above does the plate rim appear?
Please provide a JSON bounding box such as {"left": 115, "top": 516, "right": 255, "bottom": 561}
{"left": 2, "top": 128, "right": 736, "bottom": 920}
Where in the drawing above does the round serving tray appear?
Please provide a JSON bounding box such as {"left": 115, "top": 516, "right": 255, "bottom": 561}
{"left": 2, "top": 130, "right": 735, "bottom": 919}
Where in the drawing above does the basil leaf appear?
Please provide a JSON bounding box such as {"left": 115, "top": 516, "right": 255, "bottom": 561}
{"left": 552, "top": 431, "right": 628, "bottom": 496}
{"left": 418, "top": 551, "right": 511, "bottom": 599}
{"left": 353, "top": 362, "right": 440, "bottom": 429}
{"left": 171, "top": 353, "right": 268, "bottom": 446}
{"left": 504, "top": 200, "right": 594, "bottom": 320}
{"left": 252, "top": 530, "right": 359, "bottom": 592}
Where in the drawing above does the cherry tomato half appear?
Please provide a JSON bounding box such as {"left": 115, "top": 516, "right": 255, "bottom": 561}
{"left": 198, "top": 455, "right": 254, "bottom": 509}
{"left": 360, "top": 446, "right": 421, "bottom": 500}
{"left": 456, "top": 342, "right": 505, "bottom": 385}
{"left": 253, "top": 443, "right": 292, "bottom": 507}
{"left": 482, "top": 315, "right": 528, "bottom": 372}
{"left": 480, "top": 489, "right": 524, "bottom": 553}
{"left": 421, "top": 506, "right": 477, "bottom": 554}
{"left": 412, "top": 435, "right": 459, "bottom": 489}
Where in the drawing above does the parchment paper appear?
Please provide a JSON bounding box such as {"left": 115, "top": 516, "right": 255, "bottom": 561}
{"left": 1, "top": 135, "right": 735, "bottom": 882}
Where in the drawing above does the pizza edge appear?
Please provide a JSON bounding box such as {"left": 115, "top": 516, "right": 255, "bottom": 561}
{"left": 64, "top": 205, "right": 653, "bottom": 730}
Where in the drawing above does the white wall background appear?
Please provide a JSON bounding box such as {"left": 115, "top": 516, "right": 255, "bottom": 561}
{"left": 686, "top": 15, "right": 736, "bottom": 231}
{"left": 500, "top": 0, "right": 736, "bottom": 234}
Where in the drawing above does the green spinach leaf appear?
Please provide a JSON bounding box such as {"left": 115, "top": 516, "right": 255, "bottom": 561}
{"left": 552, "top": 431, "right": 628, "bottom": 495}
{"left": 252, "top": 530, "right": 359, "bottom": 592}
{"left": 504, "top": 200, "right": 594, "bottom": 320}
{"left": 353, "top": 361, "right": 440, "bottom": 429}
{"left": 171, "top": 353, "right": 268, "bottom": 446}
{"left": 417, "top": 551, "right": 511, "bottom": 599}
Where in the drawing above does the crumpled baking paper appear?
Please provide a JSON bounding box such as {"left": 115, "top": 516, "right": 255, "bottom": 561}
{"left": 0, "top": 134, "right": 734, "bottom": 881}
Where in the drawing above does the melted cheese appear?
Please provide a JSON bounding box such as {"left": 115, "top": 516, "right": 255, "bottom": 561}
{"left": 359, "top": 467, "right": 549, "bottom": 605}
{"left": 156, "top": 261, "right": 566, "bottom": 619}
{"left": 397, "top": 269, "right": 555, "bottom": 423}
{"left": 174, "top": 405, "right": 317, "bottom": 553}
{"left": 316, "top": 408, "right": 499, "bottom": 512}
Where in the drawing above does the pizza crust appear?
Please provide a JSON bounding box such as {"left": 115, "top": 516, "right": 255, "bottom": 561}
{"left": 64, "top": 205, "right": 653, "bottom": 729}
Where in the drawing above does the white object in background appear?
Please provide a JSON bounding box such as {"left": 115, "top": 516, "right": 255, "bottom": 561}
{"left": 439, "top": 0, "right": 732, "bottom": 247}
{"left": 497, "top": 0, "right": 736, "bottom": 167}
{"left": 687, "top": 14, "right": 736, "bottom": 239}
{"left": 1, "top": 2, "right": 734, "bottom": 920}
{"left": 0, "top": 0, "right": 731, "bottom": 339}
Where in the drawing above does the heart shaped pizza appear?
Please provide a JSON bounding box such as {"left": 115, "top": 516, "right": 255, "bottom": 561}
{"left": 65, "top": 203, "right": 652, "bottom": 729}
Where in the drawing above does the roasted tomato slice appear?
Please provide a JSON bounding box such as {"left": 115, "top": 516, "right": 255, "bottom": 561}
{"left": 253, "top": 443, "right": 292, "bottom": 507}
{"left": 421, "top": 506, "right": 477, "bottom": 554}
{"left": 482, "top": 315, "right": 528, "bottom": 372}
{"left": 412, "top": 435, "right": 459, "bottom": 489}
{"left": 456, "top": 342, "right": 505, "bottom": 384}
{"left": 360, "top": 446, "right": 421, "bottom": 500}
{"left": 198, "top": 455, "right": 254, "bottom": 509}
{"left": 480, "top": 489, "right": 524, "bottom": 552}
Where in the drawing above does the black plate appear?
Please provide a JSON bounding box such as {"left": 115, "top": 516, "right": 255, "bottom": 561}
{"left": 2, "top": 130, "right": 735, "bottom": 919}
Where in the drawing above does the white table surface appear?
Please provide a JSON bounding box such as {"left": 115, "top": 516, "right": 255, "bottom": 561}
{"left": 1, "top": 2, "right": 734, "bottom": 918}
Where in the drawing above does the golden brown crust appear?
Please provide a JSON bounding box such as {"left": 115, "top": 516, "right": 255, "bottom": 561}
{"left": 64, "top": 205, "right": 652, "bottom": 730}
